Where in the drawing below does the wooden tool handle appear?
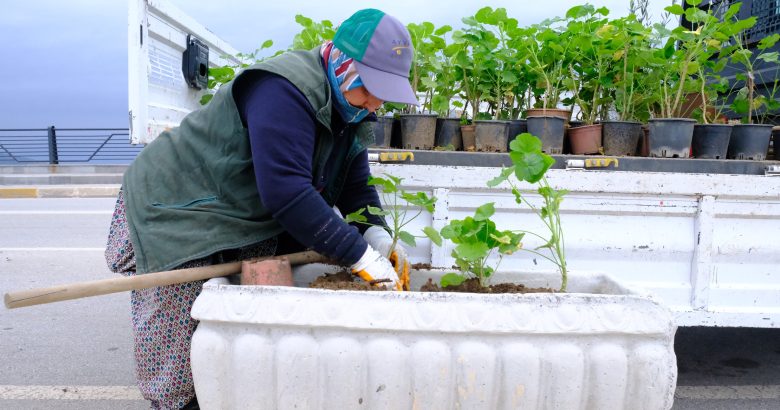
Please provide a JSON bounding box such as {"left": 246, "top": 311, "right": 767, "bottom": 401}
{"left": 4, "top": 250, "right": 327, "bottom": 309}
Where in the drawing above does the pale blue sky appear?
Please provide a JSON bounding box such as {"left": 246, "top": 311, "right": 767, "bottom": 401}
{"left": 0, "top": 0, "right": 669, "bottom": 129}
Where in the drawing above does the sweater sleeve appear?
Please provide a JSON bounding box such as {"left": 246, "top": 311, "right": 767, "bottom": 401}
{"left": 335, "top": 149, "right": 388, "bottom": 234}
{"left": 236, "top": 74, "right": 367, "bottom": 265}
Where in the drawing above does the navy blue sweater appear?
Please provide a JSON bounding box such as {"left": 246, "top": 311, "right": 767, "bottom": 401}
{"left": 234, "top": 73, "right": 385, "bottom": 265}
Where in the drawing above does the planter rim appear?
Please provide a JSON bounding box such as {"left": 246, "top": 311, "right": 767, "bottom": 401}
{"left": 569, "top": 123, "right": 602, "bottom": 129}
{"left": 600, "top": 120, "right": 642, "bottom": 125}
{"left": 649, "top": 118, "right": 696, "bottom": 123}
{"left": 510, "top": 118, "right": 528, "bottom": 122}
{"left": 526, "top": 108, "right": 571, "bottom": 113}
{"left": 527, "top": 115, "right": 566, "bottom": 121}
{"left": 474, "top": 120, "right": 510, "bottom": 124}
{"left": 192, "top": 269, "right": 673, "bottom": 336}
{"left": 732, "top": 123, "right": 774, "bottom": 128}
{"left": 694, "top": 123, "right": 732, "bottom": 127}
{"left": 399, "top": 113, "right": 438, "bottom": 118}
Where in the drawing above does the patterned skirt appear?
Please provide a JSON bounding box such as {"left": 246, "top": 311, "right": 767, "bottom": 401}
{"left": 105, "top": 190, "right": 276, "bottom": 409}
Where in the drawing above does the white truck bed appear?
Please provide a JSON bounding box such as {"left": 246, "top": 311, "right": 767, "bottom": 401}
{"left": 130, "top": 0, "right": 780, "bottom": 328}
{"left": 371, "top": 162, "right": 780, "bottom": 328}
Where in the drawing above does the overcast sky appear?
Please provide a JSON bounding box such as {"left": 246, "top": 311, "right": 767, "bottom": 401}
{"left": 0, "top": 0, "right": 670, "bottom": 129}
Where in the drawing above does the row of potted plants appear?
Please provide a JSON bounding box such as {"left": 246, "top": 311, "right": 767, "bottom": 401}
{"left": 385, "top": 1, "right": 778, "bottom": 160}
{"left": 371, "top": 115, "right": 779, "bottom": 160}
{"left": 203, "top": 2, "right": 779, "bottom": 160}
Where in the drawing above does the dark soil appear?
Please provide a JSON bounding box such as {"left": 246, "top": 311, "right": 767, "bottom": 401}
{"left": 411, "top": 262, "right": 432, "bottom": 270}
{"left": 308, "top": 270, "right": 386, "bottom": 291}
{"left": 308, "top": 271, "right": 556, "bottom": 294}
{"left": 419, "top": 277, "right": 555, "bottom": 294}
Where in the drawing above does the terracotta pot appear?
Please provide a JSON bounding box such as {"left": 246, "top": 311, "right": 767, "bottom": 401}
{"left": 568, "top": 124, "right": 603, "bottom": 155}
{"left": 460, "top": 125, "right": 476, "bottom": 151}
{"left": 526, "top": 108, "right": 572, "bottom": 126}
{"left": 240, "top": 257, "right": 293, "bottom": 286}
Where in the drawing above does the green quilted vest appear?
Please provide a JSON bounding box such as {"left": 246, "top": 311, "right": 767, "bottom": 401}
{"left": 123, "top": 48, "right": 374, "bottom": 273}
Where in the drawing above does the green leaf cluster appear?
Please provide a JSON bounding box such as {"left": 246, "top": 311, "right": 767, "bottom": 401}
{"left": 197, "top": 3, "right": 778, "bottom": 124}
{"left": 486, "top": 133, "right": 569, "bottom": 291}
{"left": 346, "top": 174, "right": 436, "bottom": 259}
{"left": 425, "top": 203, "right": 523, "bottom": 287}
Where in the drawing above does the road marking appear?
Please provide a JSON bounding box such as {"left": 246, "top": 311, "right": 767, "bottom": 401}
{"left": 0, "top": 248, "right": 104, "bottom": 251}
{"left": 0, "top": 211, "right": 112, "bottom": 215}
{"left": 0, "top": 188, "right": 38, "bottom": 198}
{"left": 676, "top": 385, "right": 780, "bottom": 400}
{"left": 0, "top": 385, "right": 143, "bottom": 400}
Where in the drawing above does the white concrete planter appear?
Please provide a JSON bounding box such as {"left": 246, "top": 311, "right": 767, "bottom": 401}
{"left": 190, "top": 269, "right": 677, "bottom": 410}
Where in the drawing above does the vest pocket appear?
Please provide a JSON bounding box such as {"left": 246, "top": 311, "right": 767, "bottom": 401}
{"left": 151, "top": 196, "right": 218, "bottom": 209}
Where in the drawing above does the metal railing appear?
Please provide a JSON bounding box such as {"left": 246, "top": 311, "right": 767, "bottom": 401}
{"left": 0, "top": 127, "right": 143, "bottom": 164}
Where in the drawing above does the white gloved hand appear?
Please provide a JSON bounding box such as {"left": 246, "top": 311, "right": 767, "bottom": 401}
{"left": 363, "top": 226, "right": 410, "bottom": 290}
{"left": 351, "top": 245, "right": 400, "bottom": 290}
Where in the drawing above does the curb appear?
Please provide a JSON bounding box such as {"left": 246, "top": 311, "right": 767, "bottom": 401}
{"left": 0, "top": 185, "right": 120, "bottom": 198}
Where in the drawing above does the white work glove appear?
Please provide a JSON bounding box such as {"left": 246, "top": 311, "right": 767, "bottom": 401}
{"left": 351, "top": 245, "right": 400, "bottom": 290}
{"left": 364, "top": 226, "right": 410, "bottom": 290}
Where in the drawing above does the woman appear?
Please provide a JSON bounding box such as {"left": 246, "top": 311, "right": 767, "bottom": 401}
{"left": 105, "top": 9, "right": 417, "bottom": 409}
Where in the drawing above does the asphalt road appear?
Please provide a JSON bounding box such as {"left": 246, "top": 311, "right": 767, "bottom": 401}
{"left": 0, "top": 197, "right": 778, "bottom": 409}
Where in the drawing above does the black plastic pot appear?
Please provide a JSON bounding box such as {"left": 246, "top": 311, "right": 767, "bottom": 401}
{"left": 507, "top": 119, "right": 528, "bottom": 150}
{"left": 601, "top": 121, "right": 642, "bottom": 156}
{"left": 727, "top": 124, "right": 773, "bottom": 161}
{"left": 648, "top": 118, "right": 695, "bottom": 158}
{"left": 527, "top": 116, "right": 565, "bottom": 154}
{"left": 391, "top": 117, "right": 402, "bottom": 148}
{"left": 400, "top": 114, "right": 437, "bottom": 150}
{"left": 475, "top": 120, "right": 510, "bottom": 152}
{"left": 691, "top": 124, "right": 731, "bottom": 159}
{"left": 434, "top": 118, "right": 462, "bottom": 150}
{"left": 370, "top": 117, "right": 394, "bottom": 148}
{"left": 772, "top": 127, "right": 780, "bottom": 160}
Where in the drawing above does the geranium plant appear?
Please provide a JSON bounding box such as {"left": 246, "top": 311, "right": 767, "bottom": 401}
{"left": 451, "top": 26, "right": 487, "bottom": 120}
{"left": 346, "top": 174, "right": 436, "bottom": 259}
{"left": 646, "top": 0, "right": 731, "bottom": 118}
{"left": 200, "top": 14, "right": 335, "bottom": 106}
{"left": 516, "top": 17, "right": 574, "bottom": 110}
{"left": 720, "top": 9, "right": 780, "bottom": 123}
{"left": 425, "top": 203, "right": 523, "bottom": 287}
{"left": 487, "top": 133, "right": 569, "bottom": 291}
{"left": 610, "top": 15, "right": 654, "bottom": 122}
{"left": 564, "top": 4, "right": 615, "bottom": 125}
{"left": 462, "top": 7, "right": 520, "bottom": 120}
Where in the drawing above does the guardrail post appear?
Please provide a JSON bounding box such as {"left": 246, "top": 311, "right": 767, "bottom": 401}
{"left": 47, "top": 126, "right": 59, "bottom": 164}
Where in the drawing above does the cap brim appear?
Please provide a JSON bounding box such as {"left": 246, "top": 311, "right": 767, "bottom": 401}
{"left": 354, "top": 61, "right": 419, "bottom": 105}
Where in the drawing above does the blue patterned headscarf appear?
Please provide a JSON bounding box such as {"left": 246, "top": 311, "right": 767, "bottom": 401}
{"left": 320, "top": 41, "right": 369, "bottom": 123}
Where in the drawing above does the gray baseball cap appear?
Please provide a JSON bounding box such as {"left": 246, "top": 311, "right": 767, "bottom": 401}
{"left": 333, "top": 9, "right": 419, "bottom": 105}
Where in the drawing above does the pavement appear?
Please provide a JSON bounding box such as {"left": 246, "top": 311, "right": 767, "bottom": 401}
{"left": 0, "top": 165, "right": 779, "bottom": 409}
{"left": 0, "top": 165, "right": 124, "bottom": 198}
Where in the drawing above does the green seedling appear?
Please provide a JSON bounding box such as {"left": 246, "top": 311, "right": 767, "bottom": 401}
{"left": 425, "top": 203, "right": 523, "bottom": 288}
{"left": 487, "top": 133, "right": 569, "bottom": 291}
{"left": 346, "top": 174, "right": 436, "bottom": 259}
